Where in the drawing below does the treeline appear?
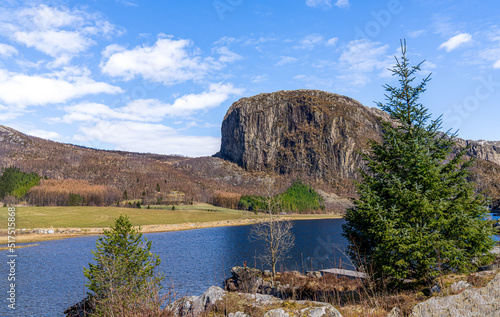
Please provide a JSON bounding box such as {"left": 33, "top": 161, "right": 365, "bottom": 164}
{"left": 238, "top": 180, "right": 325, "bottom": 213}
{"left": 27, "top": 179, "right": 121, "bottom": 206}
{"left": 0, "top": 167, "right": 41, "bottom": 199}
{"left": 212, "top": 191, "right": 242, "bottom": 209}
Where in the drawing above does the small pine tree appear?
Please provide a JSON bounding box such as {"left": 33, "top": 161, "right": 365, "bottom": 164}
{"left": 156, "top": 183, "right": 161, "bottom": 192}
{"left": 84, "top": 215, "right": 163, "bottom": 312}
{"left": 123, "top": 190, "right": 128, "bottom": 200}
{"left": 342, "top": 41, "right": 495, "bottom": 283}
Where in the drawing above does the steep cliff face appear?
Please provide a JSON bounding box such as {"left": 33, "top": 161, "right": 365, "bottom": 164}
{"left": 218, "top": 89, "right": 500, "bottom": 204}
{"left": 459, "top": 140, "right": 500, "bottom": 166}
{"left": 218, "top": 90, "right": 388, "bottom": 180}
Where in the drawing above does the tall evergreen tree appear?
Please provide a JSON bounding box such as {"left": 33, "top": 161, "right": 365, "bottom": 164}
{"left": 84, "top": 215, "right": 163, "bottom": 313}
{"left": 342, "top": 41, "right": 495, "bottom": 283}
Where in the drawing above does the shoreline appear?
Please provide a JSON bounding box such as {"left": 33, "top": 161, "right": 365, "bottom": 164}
{"left": 0, "top": 214, "right": 343, "bottom": 245}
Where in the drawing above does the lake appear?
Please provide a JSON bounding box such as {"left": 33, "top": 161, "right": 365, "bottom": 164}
{"left": 0, "top": 219, "right": 349, "bottom": 317}
{"left": 2, "top": 215, "right": 498, "bottom": 317}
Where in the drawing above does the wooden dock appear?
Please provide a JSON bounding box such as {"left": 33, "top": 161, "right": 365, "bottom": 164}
{"left": 320, "top": 268, "right": 368, "bottom": 279}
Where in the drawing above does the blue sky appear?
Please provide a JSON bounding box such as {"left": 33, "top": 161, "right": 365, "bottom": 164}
{"left": 0, "top": 0, "right": 499, "bottom": 157}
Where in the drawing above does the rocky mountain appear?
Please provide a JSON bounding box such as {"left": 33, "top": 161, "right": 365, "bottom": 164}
{"left": 217, "top": 90, "right": 387, "bottom": 182}
{"left": 217, "top": 89, "right": 500, "bottom": 205}
{"left": 0, "top": 125, "right": 267, "bottom": 204}
{"left": 1, "top": 89, "right": 499, "bottom": 208}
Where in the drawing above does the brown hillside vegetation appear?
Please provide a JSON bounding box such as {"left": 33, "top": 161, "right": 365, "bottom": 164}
{"left": 0, "top": 126, "right": 278, "bottom": 206}
{"left": 1, "top": 89, "right": 500, "bottom": 209}
{"left": 27, "top": 179, "right": 120, "bottom": 206}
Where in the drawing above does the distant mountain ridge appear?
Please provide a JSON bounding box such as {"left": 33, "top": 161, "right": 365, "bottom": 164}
{"left": 218, "top": 89, "right": 500, "bottom": 174}
{"left": 216, "top": 89, "right": 500, "bottom": 205}
{"left": 0, "top": 89, "right": 499, "bottom": 208}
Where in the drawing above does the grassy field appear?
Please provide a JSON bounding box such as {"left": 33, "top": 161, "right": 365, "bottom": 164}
{"left": 0, "top": 204, "right": 341, "bottom": 244}
{"left": 0, "top": 204, "right": 272, "bottom": 229}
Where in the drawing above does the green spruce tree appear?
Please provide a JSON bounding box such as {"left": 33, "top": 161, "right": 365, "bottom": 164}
{"left": 84, "top": 215, "right": 163, "bottom": 313}
{"left": 342, "top": 41, "right": 495, "bottom": 283}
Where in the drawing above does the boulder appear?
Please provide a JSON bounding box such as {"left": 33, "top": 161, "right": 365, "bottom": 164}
{"left": 64, "top": 297, "right": 93, "bottom": 317}
{"left": 387, "top": 306, "right": 402, "bottom": 317}
{"left": 225, "top": 266, "right": 265, "bottom": 293}
{"left": 306, "top": 271, "right": 322, "bottom": 278}
{"left": 450, "top": 280, "right": 471, "bottom": 293}
{"left": 410, "top": 273, "right": 500, "bottom": 317}
{"left": 169, "top": 286, "right": 343, "bottom": 317}
{"left": 264, "top": 308, "right": 290, "bottom": 317}
{"left": 300, "top": 305, "right": 343, "bottom": 317}
{"left": 170, "top": 286, "right": 225, "bottom": 316}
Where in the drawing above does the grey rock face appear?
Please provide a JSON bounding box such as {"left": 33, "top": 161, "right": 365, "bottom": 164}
{"left": 170, "top": 285, "right": 343, "bottom": 317}
{"left": 410, "top": 273, "right": 500, "bottom": 317}
{"left": 457, "top": 139, "right": 500, "bottom": 166}
{"left": 387, "top": 306, "right": 402, "bottom": 317}
{"left": 263, "top": 308, "right": 290, "bottom": 317}
{"left": 218, "top": 90, "right": 385, "bottom": 180}
{"left": 450, "top": 280, "right": 471, "bottom": 293}
{"left": 169, "top": 286, "right": 225, "bottom": 316}
{"left": 301, "top": 305, "right": 343, "bottom": 317}
{"left": 218, "top": 90, "right": 500, "bottom": 186}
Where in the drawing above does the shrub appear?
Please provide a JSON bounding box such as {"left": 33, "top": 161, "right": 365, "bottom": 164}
{"left": 0, "top": 167, "right": 41, "bottom": 199}
{"left": 84, "top": 215, "right": 164, "bottom": 315}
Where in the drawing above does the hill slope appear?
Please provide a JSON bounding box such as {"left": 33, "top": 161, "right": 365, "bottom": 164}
{"left": 1, "top": 89, "right": 499, "bottom": 208}
{"left": 217, "top": 90, "right": 500, "bottom": 206}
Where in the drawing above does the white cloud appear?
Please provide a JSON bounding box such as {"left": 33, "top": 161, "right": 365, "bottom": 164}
{"left": 338, "top": 39, "right": 390, "bottom": 87}
{"left": 0, "top": 67, "right": 122, "bottom": 107}
{"left": 75, "top": 121, "right": 220, "bottom": 157}
{"left": 0, "top": 104, "right": 23, "bottom": 121}
{"left": 54, "top": 83, "right": 242, "bottom": 123}
{"left": 0, "top": 44, "right": 17, "bottom": 57}
{"left": 306, "top": 0, "right": 331, "bottom": 8}
{"left": 250, "top": 74, "right": 269, "bottom": 83}
{"left": 213, "top": 46, "right": 243, "bottom": 63}
{"left": 409, "top": 30, "right": 426, "bottom": 38}
{"left": 326, "top": 37, "right": 338, "bottom": 46}
{"left": 306, "top": 0, "right": 348, "bottom": 8}
{"left": 123, "top": 83, "right": 243, "bottom": 117}
{"left": 242, "top": 36, "right": 277, "bottom": 46}
{"left": 27, "top": 129, "right": 60, "bottom": 140}
{"left": 421, "top": 61, "right": 437, "bottom": 73}
{"left": 334, "top": 0, "right": 349, "bottom": 8}
{"left": 276, "top": 56, "right": 298, "bottom": 66}
{"left": 294, "top": 34, "right": 324, "bottom": 50}
{"left": 478, "top": 32, "right": 500, "bottom": 69}
{"left": 101, "top": 36, "right": 238, "bottom": 85}
{"left": 438, "top": 33, "right": 472, "bottom": 52}
{"left": 0, "top": 4, "right": 118, "bottom": 66}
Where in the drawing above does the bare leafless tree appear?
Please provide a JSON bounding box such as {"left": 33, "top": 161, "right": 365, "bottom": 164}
{"left": 250, "top": 178, "right": 295, "bottom": 282}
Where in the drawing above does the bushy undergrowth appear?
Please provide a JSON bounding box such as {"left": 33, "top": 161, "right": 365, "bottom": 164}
{"left": 239, "top": 180, "right": 324, "bottom": 213}
{"left": 27, "top": 179, "right": 120, "bottom": 206}
{"left": 0, "top": 166, "right": 41, "bottom": 199}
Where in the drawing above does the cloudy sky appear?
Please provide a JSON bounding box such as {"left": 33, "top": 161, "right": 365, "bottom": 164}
{"left": 0, "top": 0, "right": 499, "bottom": 157}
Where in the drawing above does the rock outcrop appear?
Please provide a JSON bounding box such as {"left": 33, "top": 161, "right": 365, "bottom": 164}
{"left": 217, "top": 90, "right": 386, "bottom": 181}
{"left": 458, "top": 139, "right": 500, "bottom": 166}
{"left": 217, "top": 89, "right": 500, "bottom": 202}
{"left": 408, "top": 273, "right": 500, "bottom": 317}
{"left": 169, "top": 285, "right": 343, "bottom": 317}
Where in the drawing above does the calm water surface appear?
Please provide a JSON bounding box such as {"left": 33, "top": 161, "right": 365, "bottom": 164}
{"left": 0, "top": 219, "right": 348, "bottom": 317}
{"left": 2, "top": 215, "right": 498, "bottom": 317}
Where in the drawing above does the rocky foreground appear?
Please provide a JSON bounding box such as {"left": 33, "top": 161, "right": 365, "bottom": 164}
{"left": 66, "top": 268, "right": 500, "bottom": 316}
{"left": 168, "top": 271, "right": 500, "bottom": 317}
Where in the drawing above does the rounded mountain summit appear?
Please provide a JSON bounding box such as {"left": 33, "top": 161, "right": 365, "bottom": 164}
{"left": 216, "top": 89, "right": 388, "bottom": 182}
